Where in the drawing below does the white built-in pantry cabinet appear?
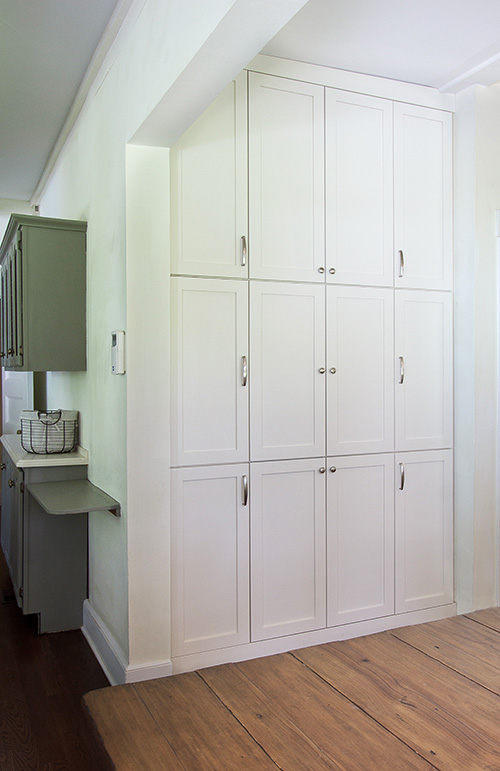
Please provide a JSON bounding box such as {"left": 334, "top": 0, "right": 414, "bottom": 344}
{"left": 170, "top": 55, "right": 455, "bottom": 671}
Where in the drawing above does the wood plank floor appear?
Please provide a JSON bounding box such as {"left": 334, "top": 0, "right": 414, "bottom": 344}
{"left": 85, "top": 610, "right": 500, "bottom": 771}
{"left": 0, "top": 545, "right": 110, "bottom": 770}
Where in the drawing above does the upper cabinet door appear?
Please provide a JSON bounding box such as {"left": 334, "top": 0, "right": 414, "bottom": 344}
{"left": 171, "top": 277, "right": 248, "bottom": 466}
{"left": 326, "top": 90, "right": 393, "bottom": 287}
{"left": 170, "top": 72, "right": 248, "bottom": 278}
{"left": 327, "top": 286, "right": 394, "bottom": 455}
{"left": 395, "top": 290, "right": 453, "bottom": 451}
{"left": 394, "top": 104, "right": 453, "bottom": 290}
{"left": 250, "top": 281, "right": 325, "bottom": 461}
{"left": 248, "top": 73, "right": 325, "bottom": 282}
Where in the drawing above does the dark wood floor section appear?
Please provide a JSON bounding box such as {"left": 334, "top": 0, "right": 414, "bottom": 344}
{"left": 85, "top": 609, "right": 500, "bottom": 771}
{"left": 0, "top": 546, "right": 110, "bottom": 770}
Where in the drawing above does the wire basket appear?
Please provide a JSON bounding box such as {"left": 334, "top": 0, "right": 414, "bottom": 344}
{"left": 20, "top": 410, "right": 78, "bottom": 454}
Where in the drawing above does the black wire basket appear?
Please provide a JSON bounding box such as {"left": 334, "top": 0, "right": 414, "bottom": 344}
{"left": 20, "top": 410, "right": 78, "bottom": 454}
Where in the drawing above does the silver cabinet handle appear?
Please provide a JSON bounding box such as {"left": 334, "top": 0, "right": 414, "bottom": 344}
{"left": 329, "top": 267, "right": 336, "bottom": 275}
{"left": 319, "top": 467, "right": 326, "bottom": 474}
{"left": 399, "top": 462, "right": 405, "bottom": 491}
{"left": 240, "top": 236, "right": 247, "bottom": 267}
{"left": 318, "top": 267, "right": 325, "bottom": 274}
{"left": 329, "top": 466, "right": 337, "bottom": 473}
{"left": 399, "top": 356, "right": 405, "bottom": 384}
{"left": 242, "top": 475, "right": 248, "bottom": 506}
{"left": 398, "top": 249, "right": 405, "bottom": 278}
{"left": 318, "top": 367, "right": 326, "bottom": 374}
{"left": 330, "top": 367, "right": 336, "bottom": 374}
{"left": 241, "top": 355, "right": 248, "bottom": 387}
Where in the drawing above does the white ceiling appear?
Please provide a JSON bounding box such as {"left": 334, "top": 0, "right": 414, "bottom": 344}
{"left": 3, "top": 0, "right": 500, "bottom": 203}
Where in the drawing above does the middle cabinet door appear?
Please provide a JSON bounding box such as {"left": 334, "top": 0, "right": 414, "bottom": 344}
{"left": 327, "top": 286, "right": 394, "bottom": 456}
{"left": 250, "top": 281, "right": 325, "bottom": 461}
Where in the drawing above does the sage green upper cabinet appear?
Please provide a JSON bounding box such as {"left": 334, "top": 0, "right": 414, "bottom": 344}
{"left": 394, "top": 104, "right": 453, "bottom": 290}
{"left": 326, "top": 90, "right": 394, "bottom": 287}
{"left": 248, "top": 73, "right": 325, "bottom": 282}
{"left": 0, "top": 214, "right": 86, "bottom": 371}
{"left": 170, "top": 73, "right": 248, "bottom": 278}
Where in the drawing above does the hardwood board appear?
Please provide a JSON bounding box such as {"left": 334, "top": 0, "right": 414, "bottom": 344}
{"left": 391, "top": 615, "right": 500, "bottom": 692}
{"left": 84, "top": 686, "right": 184, "bottom": 771}
{"left": 295, "top": 632, "right": 500, "bottom": 770}
{"left": 134, "top": 672, "right": 278, "bottom": 769}
{"left": 465, "top": 607, "right": 500, "bottom": 633}
{"left": 202, "top": 654, "right": 433, "bottom": 771}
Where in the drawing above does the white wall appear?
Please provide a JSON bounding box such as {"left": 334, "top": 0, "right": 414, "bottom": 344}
{"left": 454, "top": 84, "right": 500, "bottom": 612}
{"left": 0, "top": 199, "right": 33, "bottom": 242}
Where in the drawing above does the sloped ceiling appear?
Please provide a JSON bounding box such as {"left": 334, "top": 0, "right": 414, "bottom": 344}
{"left": 2, "top": 0, "right": 500, "bottom": 203}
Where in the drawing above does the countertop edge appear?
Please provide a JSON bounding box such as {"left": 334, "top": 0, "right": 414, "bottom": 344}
{"left": 1, "top": 434, "right": 89, "bottom": 468}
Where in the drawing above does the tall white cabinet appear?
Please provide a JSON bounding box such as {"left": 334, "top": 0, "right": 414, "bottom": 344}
{"left": 170, "top": 57, "right": 455, "bottom": 671}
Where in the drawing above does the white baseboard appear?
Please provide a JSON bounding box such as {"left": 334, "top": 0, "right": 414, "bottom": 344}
{"left": 82, "top": 600, "right": 173, "bottom": 685}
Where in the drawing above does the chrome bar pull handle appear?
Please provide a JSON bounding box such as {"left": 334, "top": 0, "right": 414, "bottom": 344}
{"left": 240, "top": 236, "right": 247, "bottom": 267}
{"left": 398, "top": 249, "right": 405, "bottom": 278}
{"left": 241, "top": 355, "right": 248, "bottom": 387}
{"left": 399, "top": 462, "right": 405, "bottom": 491}
{"left": 399, "top": 356, "right": 405, "bottom": 384}
{"left": 242, "top": 475, "right": 248, "bottom": 506}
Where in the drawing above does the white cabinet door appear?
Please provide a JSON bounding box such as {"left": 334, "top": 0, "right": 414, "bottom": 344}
{"left": 395, "top": 290, "right": 453, "bottom": 451}
{"left": 248, "top": 73, "right": 325, "bottom": 282}
{"left": 170, "top": 73, "right": 247, "bottom": 278}
{"left": 395, "top": 450, "right": 453, "bottom": 613}
{"left": 326, "top": 90, "right": 393, "bottom": 286}
{"left": 251, "top": 459, "right": 326, "bottom": 641}
{"left": 394, "top": 104, "right": 453, "bottom": 290}
{"left": 327, "top": 454, "right": 394, "bottom": 626}
{"left": 327, "top": 286, "right": 394, "bottom": 455}
{"left": 250, "top": 281, "right": 325, "bottom": 461}
{"left": 171, "top": 464, "right": 250, "bottom": 656}
{"left": 171, "top": 277, "right": 248, "bottom": 466}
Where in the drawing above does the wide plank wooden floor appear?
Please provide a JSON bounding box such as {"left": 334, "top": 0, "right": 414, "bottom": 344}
{"left": 0, "top": 545, "right": 110, "bottom": 770}
{"left": 85, "top": 610, "right": 500, "bottom": 771}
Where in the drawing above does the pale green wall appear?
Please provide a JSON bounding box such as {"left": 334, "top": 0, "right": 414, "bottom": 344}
{"left": 38, "top": 0, "right": 242, "bottom": 661}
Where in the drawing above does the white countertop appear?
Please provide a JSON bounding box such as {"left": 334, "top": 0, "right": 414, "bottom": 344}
{"left": 1, "top": 434, "right": 88, "bottom": 468}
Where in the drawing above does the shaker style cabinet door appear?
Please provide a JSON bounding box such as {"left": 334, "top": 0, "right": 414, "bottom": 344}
{"left": 171, "top": 465, "right": 250, "bottom": 656}
{"left": 395, "top": 449, "right": 453, "bottom": 613}
{"left": 394, "top": 103, "right": 453, "bottom": 290}
{"left": 248, "top": 72, "right": 325, "bottom": 282}
{"left": 170, "top": 72, "right": 248, "bottom": 278}
{"left": 326, "top": 89, "right": 393, "bottom": 286}
{"left": 327, "top": 286, "right": 394, "bottom": 455}
{"left": 395, "top": 290, "right": 453, "bottom": 451}
{"left": 327, "top": 454, "right": 394, "bottom": 626}
{"left": 250, "top": 458, "right": 326, "bottom": 641}
{"left": 250, "top": 281, "right": 325, "bottom": 461}
{"left": 170, "top": 277, "right": 248, "bottom": 466}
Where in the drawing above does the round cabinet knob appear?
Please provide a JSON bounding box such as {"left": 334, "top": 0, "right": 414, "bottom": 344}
{"left": 318, "top": 267, "right": 325, "bottom": 274}
{"left": 319, "top": 467, "right": 326, "bottom": 474}
{"left": 0, "top": 463, "right": 5, "bottom": 470}
{"left": 330, "top": 466, "right": 337, "bottom": 473}
{"left": 330, "top": 367, "right": 336, "bottom": 374}
{"left": 318, "top": 367, "right": 326, "bottom": 374}
{"left": 329, "top": 267, "right": 336, "bottom": 275}
{"left": 8, "top": 479, "right": 15, "bottom": 488}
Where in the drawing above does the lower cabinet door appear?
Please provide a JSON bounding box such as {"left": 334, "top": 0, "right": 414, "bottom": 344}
{"left": 327, "top": 454, "right": 394, "bottom": 626}
{"left": 171, "top": 464, "right": 250, "bottom": 656}
{"left": 395, "top": 449, "right": 453, "bottom": 613}
{"left": 250, "top": 458, "right": 326, "bottom": 641}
